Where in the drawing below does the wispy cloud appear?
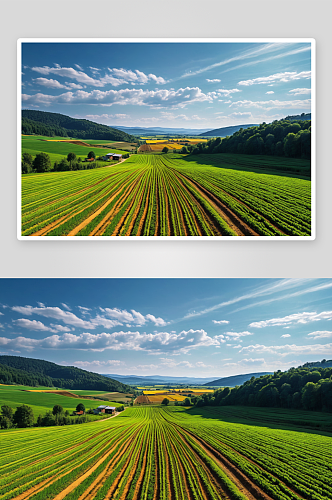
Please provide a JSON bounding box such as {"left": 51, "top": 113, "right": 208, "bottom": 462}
{"left": 0, "top": 328, "right": 222, "bottom": 354}
{"left": 307, "top": 331, "right": 332, "bottom": 339}
{"left": 288, "top": 88, "right": 311, "bottom": 96}
{"left": 249, "top": 311, "right": 332, "bottom": 328}
{"left": 179, "top": 43, "right": 305, "bottom": 80}
{"left": 240, "top": 343, "right": 332, "bottom": 356}
{"left": 183, "top": 279, "right": 316, "bottom": 320}
{"left": 238, "top": 71, "right": 311, "bottom": 86}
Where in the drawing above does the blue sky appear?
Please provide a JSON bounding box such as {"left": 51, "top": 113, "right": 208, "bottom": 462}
{"left": 21, "top": 41, "right": 312, "bottom": 129}
{"left": 0, "top": 278, "right": 331, "bottom": 377}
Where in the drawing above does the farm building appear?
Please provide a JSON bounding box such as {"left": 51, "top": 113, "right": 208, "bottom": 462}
{"left": 74, "top": 410, "right": 84, "bottom": 416}
{"left": 93, "top": 405, "right": 116, "bottom": 415}
{"left": 102, "top": 153, "right": 122, "bottom": 161}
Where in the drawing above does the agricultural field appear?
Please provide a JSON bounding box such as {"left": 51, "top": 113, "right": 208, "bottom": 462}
{"left": 22, "top": 135, "right": 131, "bottom": 166}
{"left": 137, "top": 387, "right": 215, "bottom": 404}
{"left": 0, "top": 405, "right": 330, "bottom": 500}
{"left": 0, "top": 385, "right": 123, "bottom": 421}
{"left": 21, "top": 153, "right": 311, "bottom": 237}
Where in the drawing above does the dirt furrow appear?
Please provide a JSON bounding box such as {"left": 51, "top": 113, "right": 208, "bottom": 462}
{"left": 195, "top": 174, "right": 287, "bottom": 235}
{"left": 135, "top": 182, "right": 152, "bottom": 236}
{"left": 89, "top": 172, "right": 144, "bottom": 236}
{"left": 174, "top": 171, "right": 257, "bottom": 236}
{"left": 184, "top": 430, "right": 273, "bottom": 500}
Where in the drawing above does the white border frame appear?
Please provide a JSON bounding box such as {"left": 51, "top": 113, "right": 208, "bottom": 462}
{"left": 17, "top": 38, "right": 316, "bottom": 241}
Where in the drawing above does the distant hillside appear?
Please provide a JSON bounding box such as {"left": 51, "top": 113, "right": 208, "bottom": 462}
{"left": 284, "top": 113, "right": 311, "bottom": 122}
{"left": 199, "top": 124, "right": 257, "bottom": 137}
{"left": 0, "top": 356, "right": 132, "bottom": 392}
{"left": 300, "top": 359, "right": 332, "bottom": 369}
{"left": 114, "top": 126, "right": 210, "bottom": 136}
{"left": 204, "top": 372, "right": 272, "bottom": 387}
{"left": 190, "top": 117, "right": 311, "bottom": 160}
{"left": 22, "top": 110, "right": 137, "bottom": 142}
{"left": 104, "top": 374, "right": 217, "bottom": 386}
{"left": 194, "top": 363, "right": 332, "bottom": 412}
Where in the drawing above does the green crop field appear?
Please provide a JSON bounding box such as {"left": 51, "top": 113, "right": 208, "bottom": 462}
{"left": 0, "top": 385, "right": 122, "bottom": 421}
{"left": 0, "top": 405, "right": 330, "bottom": 500}
{"left": 21, "top": 153, "right": 311, "bottom": 237}
{"left": 22, "top": 135, "right": 130, "bottom": 156}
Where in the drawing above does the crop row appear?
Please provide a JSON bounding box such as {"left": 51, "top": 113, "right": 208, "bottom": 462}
{"left": 21, "top": 153, "right": 312, "bottom": 237}
{"left": 1, "top": 406, "right": 330, "bottom": 500}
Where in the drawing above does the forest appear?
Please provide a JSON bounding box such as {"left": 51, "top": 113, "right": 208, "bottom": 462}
{"left": 22, "top": 110, "right": 137, "bottom": 142}
{"left": 0, "top": 356, "right": 131, "bottom": 392}
{"left": 192, "top": 363, "right": 332, "bottom": 412}
{"left": 188, "top": 118, "right": 311, "bottom": 159}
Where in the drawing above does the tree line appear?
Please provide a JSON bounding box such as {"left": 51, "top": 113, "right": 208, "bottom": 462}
{"left": 0, "top": 402, "right": 124, "bottom": 429}
{"left": 22, "top": 151, "right": 129, "bottom": 174}
{"left": 179, "top": 119, "right": 311, "bottom": 159}
{"left": 191, "top": 364, "right": 332, "bottom": 412}
{"left": 22, "top": 110, "right": 137, "bottom": 143}
{"left": 0, "top": 356, "right": 131, "bottom": 393}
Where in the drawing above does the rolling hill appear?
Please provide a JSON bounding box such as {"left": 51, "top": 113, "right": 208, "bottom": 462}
{"left": 0, "top": 356, "right": 132, "bottom": 392}
{"left": 198, "top": 123, "right": 257, "bottom": 137}
{"left": 22, "top": 110, "right": 137, "bottom": 142}
{"left": 204, "top": 371, "right": 272, "bottom": 387}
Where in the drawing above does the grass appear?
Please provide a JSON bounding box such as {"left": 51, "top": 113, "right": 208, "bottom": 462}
{"left": 0, "top": 385, "right": 123, "bottom": 421}
{"left": 21, "top": 152, "right": 311, "bottom": 237}
{"left": 0, "top": 406, "right": 330, "bottom": 500}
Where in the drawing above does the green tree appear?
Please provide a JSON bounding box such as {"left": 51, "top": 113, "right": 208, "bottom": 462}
{"left": 162, "top": 147, "right": 169, "bottom": 153}
{"left": 76, "top": 403, "right": 85, "bottom": 413}
{"left": 22, "top": 152, "right": 33, "bottom": 174}
{"left": 161, "top": 398, "right": 169, "bottom": 406}
{"left": 1, "top": 405, "right": 14, "bottom": 421}
{"left": 58, "top": 158, "right": 70, "bottom": 171}
{"left": 52, "top": 404, "right": 64, "bottom": 416}
{"left": 32, "top": 153, "right": 52, "bottom": 173}
{"left": 183, "top": 397, "right": 191, "bottom": 406}
{"left": 87, "top": 151, "right": 96, "bottom": 159}
{"left": 67, "top": 152, "right": 77, "bottom": 169}
{"left": 13, "top": 405, "right": 34, "bottom": 428}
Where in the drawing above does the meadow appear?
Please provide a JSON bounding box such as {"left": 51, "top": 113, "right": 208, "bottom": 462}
{"left": 0, "top": 385, "right": 123, "bottom": 421}
{"left": 0, "top": 405, "right": 330, "bottom": 500}
{"left": 22, "top": 135, "right": 130, "bottom": 166}
{"left": 21, "top": 153, "right": 311, "bottom": 237}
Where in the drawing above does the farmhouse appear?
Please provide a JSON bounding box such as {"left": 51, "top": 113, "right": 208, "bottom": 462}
{"left": 93, "top": 405, "right": 116, "bottom": 415}
{"left": 102, "top": 153, "right": 123, "bottom": 161}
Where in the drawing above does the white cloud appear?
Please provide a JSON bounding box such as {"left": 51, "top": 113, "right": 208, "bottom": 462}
{"left": 240, "top": 343, "right": 332, "bottom": 356}
{"left": 100, "top": 308, "right": 168, "bottom": 327}
{"left": 228, "top": 99, "right": 311, "bottom": 111}
{"left": 266, "top": 91, "right": 274, "bottom": 94}
{"left": 61, "top": 303, "right": 71, "bottom": 311}
{"left": 228, "top": 112, "right": 253, "bottom": 118}
{"left": 12, "top": 319, "right": 65, "bottom": 333}
{"left": 288, "top": 88, "right": 311, "bottom": 96}
{"left": 0, "top": 328, "right": 221, "bottom": 353}
{"left": 249, "top": 311, "right": 332, "bottom": 328}
{"left": 22, "top": 86, "right": 218, "bottom": 109}
{"left": 12, "top": 305, "right": 97, "bottom": 329}
{"left": 61, "top": 359, "right": 125, "bottom": 368}
{"left": 307, "top": 331, "right": 332, "bottom": 339}
{"left": 33, "top": 78, "right": 80, "bottom": 90}
{"left": 217, "top": 331, "right": 253, "bottom": 341}
{"left": 74, "top": 64, "right": 84, "bottom": 71}
{"left": 206, "top": 79, "right": 221, "bottom": 83}
{"left": 217, "top": 88, "right": 241, "bottom": 96}
{"left": 30, "top": 65, "right": 166, "bottom": 88}
{"left": 281, "top": 334, "right": 291, "bottom": 338}
{"left": 238, "top": 71, "right": 311, "bottom": 86}
{"left": 212, "top": 320, "right": 229, "bottom": 324}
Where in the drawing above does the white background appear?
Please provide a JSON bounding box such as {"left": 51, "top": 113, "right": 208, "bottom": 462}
{"left": 1, "top": 0, "right": 331, "bottom": 278}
